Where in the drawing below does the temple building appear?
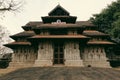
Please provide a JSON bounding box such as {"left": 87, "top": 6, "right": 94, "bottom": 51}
{"left": 5, "top": 5, "right": 115, "bottom": 68}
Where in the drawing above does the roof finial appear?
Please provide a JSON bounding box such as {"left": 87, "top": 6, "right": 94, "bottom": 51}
{"left": 58, "top": 2, "right": 60, "bottom": 5}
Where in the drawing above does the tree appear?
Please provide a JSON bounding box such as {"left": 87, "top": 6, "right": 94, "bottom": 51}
{"left": 90, "top": 0, "right": 120, "bottom": 67}
{"left": 0, "top": 0, "right": 24, "bottom": 68}
{"left": 90, "top": 0, "right": 120, "bottom": 43}
{"left": 0, "top": 25, "right": 13, "bottom": 54}
{"left": 0, "top": 0, "right": 24, "bottom": 54}
{"left": 0, "top": 0, "right": 23, "bottom": 12}
{"left": 0, "top": 0, "right": 24, "bottom": 18}
{"left": 0, "top": 26, "right": 12, "bottom": 68}
{"left": 111, "top": 18, "right": 120, "bottom": 43}
{"left": 0, "top": 0, "right": 23, "bottom": 54}
{"left": 0, "top": 1, "right": 23, "bottom": 53}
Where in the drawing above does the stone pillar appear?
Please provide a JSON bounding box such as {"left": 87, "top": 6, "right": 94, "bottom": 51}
{"left": 34, "top": 42, "right": 53, "bottom": 67}
{"left": 83, "top": 46, "right": 111, "bottom": 68}
{"left": 64, "top": 42, "right": 84, "bottom": 67}
{"left": 8, "top": 48, "right": 22, "bottom": 68}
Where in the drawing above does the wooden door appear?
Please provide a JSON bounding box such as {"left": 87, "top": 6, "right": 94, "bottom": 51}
{"left": 53, "top": 43, "right": 64, "bottom": 64}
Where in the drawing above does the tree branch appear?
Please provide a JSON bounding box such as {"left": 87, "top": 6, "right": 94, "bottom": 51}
{"left": 0, "top": 0, "right": 23, "bottom": 12}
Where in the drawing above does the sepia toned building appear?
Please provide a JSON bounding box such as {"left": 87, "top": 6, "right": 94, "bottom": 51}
{"left": 4, "top": 5, "right": 115, "bottom": 68}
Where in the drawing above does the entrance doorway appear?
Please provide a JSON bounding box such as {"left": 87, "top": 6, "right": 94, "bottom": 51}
{"left": 53, "top": 43, "right": 64, "bottom": 64}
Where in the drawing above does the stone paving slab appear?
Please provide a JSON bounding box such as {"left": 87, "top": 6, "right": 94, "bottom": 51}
{"left": 0, "top": 67, "right": 120, "bottom": 80}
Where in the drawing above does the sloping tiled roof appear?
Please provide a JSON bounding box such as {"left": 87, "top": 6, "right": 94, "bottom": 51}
{"left": 83, "top": 30, "right": 109, "bottom": 36}
{"left": 30, "top": 35, "right": 89, "bottom": 39}
{"left": 76, "top": 21, "right": 95, "bottom": 27}
{"left": 10, "top": 31, "right": 35, "bottom": 38}
{"left": 23, "top": 21, "right": 94, "bottom": 28}
{"left": 22, "top": 22, "right": 43, "bottom": 30}
{"left": 25, "top": 21, "right": 43, "bottom": 26}
{"left": 35, "top": 23, "right": 85, "bottom": 29}
{"left": 87, "top": 41, "right": 115, "bottom": 45}
{"left": 4, "top": 42, "right": 31, "bottom": 47}
{"left": 42, "top": 16, "right": 76, "bottom": 18}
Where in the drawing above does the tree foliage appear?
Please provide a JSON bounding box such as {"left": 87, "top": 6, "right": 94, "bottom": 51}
{"left": 90, "top": 0, "right": 120, "bottom": 43}
{"left": 0, "top": 0, "right": 24, "bottom": 18}
{"left": 0, "top": 0, "right": 23, "bottom": 68}
{"left": 0, "top": 0, "right": 23, "bottom": 53}
{"left": 0, "top": 0, "right": 23, "bottom": 12}
{"left": 0, "top": 25, "right": 13, "bottom": 54}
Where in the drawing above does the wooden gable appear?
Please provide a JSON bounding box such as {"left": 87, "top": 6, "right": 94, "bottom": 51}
{"left": 48, "top": 5, "right": 70, "bottom": 16}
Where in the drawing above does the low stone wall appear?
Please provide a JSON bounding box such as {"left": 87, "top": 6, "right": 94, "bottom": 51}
{"left": 8, "top": 42, "right": 111, "bottom": 68}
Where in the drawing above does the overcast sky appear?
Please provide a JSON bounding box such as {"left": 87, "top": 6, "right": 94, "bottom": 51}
{"left": 0, "top": 0, "right": 117, "bottom": 34}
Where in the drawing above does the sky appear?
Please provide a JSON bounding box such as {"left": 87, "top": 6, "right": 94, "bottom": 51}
{"left": 0, "top": 0, "right": 117, "bottom": 35}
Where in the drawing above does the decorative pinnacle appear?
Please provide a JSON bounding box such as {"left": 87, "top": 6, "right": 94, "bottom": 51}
{"left": 58, "top": 2, "right": 60, "bottom": 5}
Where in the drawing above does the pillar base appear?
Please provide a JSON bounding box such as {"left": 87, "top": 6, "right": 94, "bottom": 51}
{"left": 83, "top": 61, "right": 111, "bottom": 68}
{"left": 8, "top": 62, "right": 34, "bottom": 68}
{"left": 65, "top": 60, "right": 84, "bottom": 67}
{"left": 34, "top": 60, "right": 53, "bottom": 67}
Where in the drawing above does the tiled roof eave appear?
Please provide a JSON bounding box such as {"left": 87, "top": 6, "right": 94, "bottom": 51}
{"left": 10, "top": 35, "right": 35, "bottom": 38}
{"left": 34, "top": 24, "right": 85, "bottom": 29}
{"left": 34, "top": 27, "right": 85, "bottom": 30}
{"left": 83, "top": 34, "right": 109, "bottom": 37}
{"left": 83, "top": 30, "right": 110, "bottom": 36}
{"left": 10, "top": 31, "right": 35, "bottom": 39}
{"left": 42, "top": 16, "right": 77, "bottom": 18}
{"left": 29, "top": 35, "right": 89, "bottom": 39}
{"left": 4, "top": 42, "right": 31, "bottom": 47}
{"left": 87, "top": 41, "right": 116, "bottom": 45}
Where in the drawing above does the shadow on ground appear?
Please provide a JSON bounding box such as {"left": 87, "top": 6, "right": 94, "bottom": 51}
{"left": 0, "top": 67, "right": 120, "bottom": 80}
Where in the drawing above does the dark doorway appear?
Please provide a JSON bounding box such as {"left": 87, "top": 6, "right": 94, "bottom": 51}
{"left": 53, "top": 43, "right": 64, "bottom": 64}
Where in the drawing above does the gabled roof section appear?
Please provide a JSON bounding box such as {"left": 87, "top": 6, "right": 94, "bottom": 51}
{"left": 48, "top": 4, "right": 70, "bottom": 16}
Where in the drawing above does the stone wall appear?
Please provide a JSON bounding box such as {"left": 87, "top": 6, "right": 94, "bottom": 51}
{"left": 34, "top": 41, "right": 53, "bottom": 67}
{"left": 9, "top": 46, "right": 37, "bottom": 68}
{"left": 82, "top": 46, "right": 110, "bottom": 67}
{"left": 64, "top": 41, "right": 83, "bottom": 66}
{"left": 9, "top": 42, "right": 111, "bottom": 68}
